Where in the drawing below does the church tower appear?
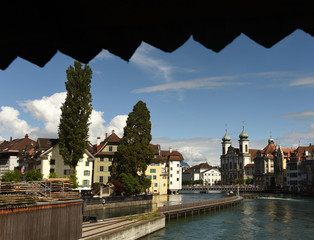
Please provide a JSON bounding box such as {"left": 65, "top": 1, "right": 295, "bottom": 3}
{"left": 222, "top": 129, "right": 231, "bottom": 155}
{"left": 239, "top": 126, "right": 249, "bottom": 154}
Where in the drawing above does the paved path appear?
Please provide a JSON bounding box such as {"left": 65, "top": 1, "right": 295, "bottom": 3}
{"left": 80, "top": 217, "right": 141, "bottom": 239}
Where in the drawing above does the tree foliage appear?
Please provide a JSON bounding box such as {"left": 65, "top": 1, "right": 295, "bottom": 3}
{"left": 26, "top": 169, "right": 43, "bottom": 181}
{"left": 233, "top": 178, "right": 244, "bottom": 184}
{"left": 1, "top": 170, "right": 22, "bottom": 182}
{"left": 119, "top": 173, "right": 141, "bottom": 195}
{"left": 111, "top": 180, "right": 125, "bottom": 195}
{"left": 49, "top": 172, "right": 59, "bottom": 178}
{"left": 58, "top": 61, "right": 93, "bottom": 173}
{"left": 245, "top": 178, "right": 253, "bottom": 184}
{"left": 113, "top": 101, "right": 153, "bottom": 186}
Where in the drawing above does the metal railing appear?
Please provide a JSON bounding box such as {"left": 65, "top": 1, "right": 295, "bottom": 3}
{"left": 157, "top": 196, "right": 240, "bottom": 213}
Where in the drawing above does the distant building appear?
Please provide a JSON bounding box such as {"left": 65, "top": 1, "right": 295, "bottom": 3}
{"left": 146, "top": 144, "right": 184, "bottom": 194}
{"left": 33, "top": 138, "right": 94, "bottom": 190}
{"left": 220, "top": 128, "right": 256, "bottom": 184}
{"left": 201, "top": 168, "right": 221, "bottom": 186}
{"left": 0, "top": 134, "right": 36, "bottom": 178}
{"left": 287, "top": 144, "right": 314, "bottom": 192}
{"left": 92, "top": 130, "right": 120, "bottom": 184}
{"left": 182, "top": 163, "right": 213, "bottom": 182}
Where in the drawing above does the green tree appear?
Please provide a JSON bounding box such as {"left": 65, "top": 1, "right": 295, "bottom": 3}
{"left": 1, "top": 170, "right": 22, "bottom": 182}
{"left": 58, "top": 61, "right": 93, "bottom": 174}
{"left": 245, "top": 178, "right": 253, "bottom": 184}
{"left": 113, "top": 101, "right": 154, "bottom": 187}
{"left": 49, "top": 172, "right": 59, "bottom": 178}
{"left": 26, "top": 169, "right": 43, "bottom": 181}
{"left": 119, "top": 173, "right": 140, "bottom": 195}
{"left": 233, "top": 178, "right": 244, "bottom": 184}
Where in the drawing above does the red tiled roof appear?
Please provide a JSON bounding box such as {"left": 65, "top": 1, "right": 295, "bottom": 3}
{"left": 245, "top": 163, "right": 254, "bottom": 168}
{"left": 263, "top": 144, "right": 276, "bottom": 154}
{"left": 0, "top": 135, "right": 36, "bottom": 154}
{"left": 190, "top": 162, "right": 212, "bottom": 170}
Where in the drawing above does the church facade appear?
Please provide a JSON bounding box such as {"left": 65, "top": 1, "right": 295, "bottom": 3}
{"left": 220, "top": 128, "right": 254, "bottom": 185}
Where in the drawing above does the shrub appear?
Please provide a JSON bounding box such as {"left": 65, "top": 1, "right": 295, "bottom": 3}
{"left": 26, "top": 169, "right": 43, "bottom": 181}
{"left": 1, "top": 170, "right": 22, "bottom": 182}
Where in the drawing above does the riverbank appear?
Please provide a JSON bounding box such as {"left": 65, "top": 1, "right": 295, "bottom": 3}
{"left": 81, "top": 212, "right": 165, "bottom": 240}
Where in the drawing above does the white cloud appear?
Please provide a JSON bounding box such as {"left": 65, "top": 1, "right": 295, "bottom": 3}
{"left": 290, "top": 77, "right": 314, "bottom": 87}
{"left": 130, "top": 43, "right": 175, "bottom": 82}
{"left": 19, "top": 92, "right": 66, "bottom": 135}
{"left": 279, "top": 123, "right": 314, "bottom": 145}
{"left": 133, "top": 75, "right": 246, "bottom": 93}
{"left": 0, "top": 106, "right": 41, "bottom": 139}
{"left": 283, "top": 110, "right": 314, "bottom": 119}
{"left": 14, "top": 92, "right": 127, "bottom": 143}
{"left": 90, "top": 114, "right": 127, "bottom": 143}
{"left": 151, "top": 137, "right": 222, "bottom": 166}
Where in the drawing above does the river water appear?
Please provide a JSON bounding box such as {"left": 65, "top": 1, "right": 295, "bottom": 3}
{"left": 142, "top": 193, "right": 314, "bottom": 240}
{"left": 84, "top": 193, "right": 314, "bottom": 239}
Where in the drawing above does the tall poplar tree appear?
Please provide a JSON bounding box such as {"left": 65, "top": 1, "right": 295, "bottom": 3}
{"left": 113, "top": 101, "right": 153, "bottom": 185}
{"left": 58, "top": 61, "right": 93, "bottom": 174}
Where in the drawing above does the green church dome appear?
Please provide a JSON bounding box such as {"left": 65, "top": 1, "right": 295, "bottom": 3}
{"left": 239, "top": 130, "right": 248, "bottom": 139}
{"left": 222, "top": 132, "right": 231, "bottom": 141}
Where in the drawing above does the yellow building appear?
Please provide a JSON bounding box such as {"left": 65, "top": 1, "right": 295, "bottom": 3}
{"left": 93, "top": 131, "right": 120, "bottom": 184}
{"left": 145, "top": 161, "right": 168, "bottom": 195}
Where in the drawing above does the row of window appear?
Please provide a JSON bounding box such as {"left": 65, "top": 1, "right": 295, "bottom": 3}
{"left": 99, "top": 157, "right": 113, "bottom": 162}
{"left": 98, "top": 176, "right": 112, "bottom": 183}
{"left": 49, "top": 169, "right": 91, "bottom": 176}
{"left": 98, "top": 166, "right": 112, "bottom": 172}
{"left": 49, "top": 159, "right": 90, "bottom": 167}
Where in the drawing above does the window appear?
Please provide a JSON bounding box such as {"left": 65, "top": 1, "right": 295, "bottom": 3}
{"left": 170, "top": 167, "right": 173, "bottom": 170}
{"left": 154, "top": 183, "right": 158, "bottom": 187}
{"left": 170, "top": 181, "right": 172, "bottom": 185}
{"left": 177, "top": 163, "right": 179, "bottom": 167}
{"left": 177, "top": 178, "right": 179, "bottom": 181}
{"left": 177, "top": 171, "right": 179, "bottom": 174}
{"left": 64, "top": 169, "right": 70, "bottom": 175}
{"left": 50, "top": 168, "right": 55, "bottom": 173}
{"left": 163, "top": 183, "right": 166, "bottom": 187}
{"left": 85, "top": 161, "right": 89, "bottom": 166}
{"left": 170, "top": 174, "right": 172, "bottom": 177}
{"left": 109, "top": 157, "right": 113, "bottom": 162}
{"left": 84, "top": 170, "right": 90, "bottom": 176}
{"left": 50, "top": 159, "right": 55, "bottom": 165}
{"left": 108, "top": 176, "right": 111, "bottom": 182}
{"left": 99, "top": 176, "right": 104, "bottom": 183}
{"left": 109, "top": 166, "right": 112, "bottom": 171}
{"left": 83, "top": 180, "right": 89, "bottom": 186}
{"left": 109, "top": 146, "right": 113, "bottom": 152}
{"left": 99, "top": 166, "right": 104, "bottom": 172}
{"left": 150, "top": 169, "right": 156, "bottom": 173}
{"left": 153, "top": 175, "right": 157, "bottom": 180}
{"left": 100, "top": 157, "right": 104, "bottom": 162}
{"left": 230, "top": 162, "right": 232, "bottom": 169}
{"left": 147, "top": 175, "right": 152, "bottom": 179}
{"left": 245, "top": 144, "right": 248, "bottom": 152}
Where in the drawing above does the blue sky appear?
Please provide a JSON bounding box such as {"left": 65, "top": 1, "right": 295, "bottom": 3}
{"left": 1, "top": 30, "right": 314, "bottom": 166}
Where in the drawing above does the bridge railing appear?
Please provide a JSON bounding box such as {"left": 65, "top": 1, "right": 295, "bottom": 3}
{"left": 157, "top": 196, "right": 240, "bottom": 213}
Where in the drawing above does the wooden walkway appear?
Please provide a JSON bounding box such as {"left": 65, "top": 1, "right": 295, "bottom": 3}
{"left": 157, "top": 196, "right": 243, "bottom": 221}
{"left": 181, "top": 185, "right": 263, "bottom": 192}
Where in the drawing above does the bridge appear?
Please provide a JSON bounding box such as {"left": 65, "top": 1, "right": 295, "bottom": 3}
{"left": 157, "top": 196, "right": 243, "bottom": 221}
{"left": 180, "top": 184, "right": 264, "bottom": 193}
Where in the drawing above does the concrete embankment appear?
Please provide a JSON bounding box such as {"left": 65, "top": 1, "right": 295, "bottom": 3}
{"left": 81, "top": 213, "right": 165, "bottom": 240}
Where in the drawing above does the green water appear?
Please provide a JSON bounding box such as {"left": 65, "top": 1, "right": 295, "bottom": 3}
{"left": 142, "top": 194, "right": 314, "bottom": 240}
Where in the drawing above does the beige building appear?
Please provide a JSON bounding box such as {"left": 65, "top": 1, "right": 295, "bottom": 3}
{"left": 33, "top": 138, "right": 94, "bottom": 190}
{"left": 92, "top": 131, "right": 120, "bottom": 184}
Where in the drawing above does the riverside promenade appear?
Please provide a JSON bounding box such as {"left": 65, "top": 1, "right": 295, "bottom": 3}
{"left": 157, "top": 196, "right": 243, "bottom": 222}
{"left": 80, "top": 196, "right": 243, "bottom": 239}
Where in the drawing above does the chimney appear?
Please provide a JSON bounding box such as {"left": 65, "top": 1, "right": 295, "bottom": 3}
{"left": 97, "top": 137, "right": 101, "bottom": 146}
{"left": 10, "top": 137, "right": 12, "bottom": 142}
{"left": 105, "top": 133, "right": 108, "bottom": 138}
{"left": 169, "top": 147, "right": 172, "bottom": 153}
{"left": 25, "top": 133, "right": 29, "bottom": 138}
{"left": 112, "top": 130, "right": 115, "bottom": 134}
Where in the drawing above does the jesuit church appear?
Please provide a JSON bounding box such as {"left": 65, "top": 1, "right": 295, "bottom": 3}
{"left": 220, "top": 128, "right": 256, "bottom": 185}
